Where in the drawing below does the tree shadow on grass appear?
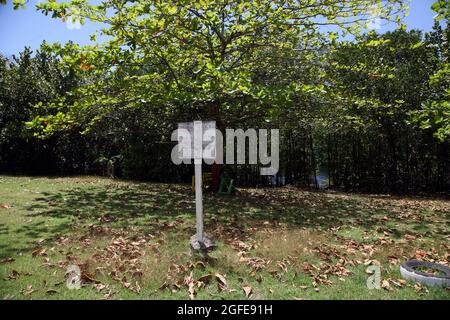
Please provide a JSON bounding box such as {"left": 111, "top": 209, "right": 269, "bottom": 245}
{"left": 204, "top": 188, "right": 448, "bottom": 242}
{"left": 204, "top": 190, "right": 375, "bottom": 230}
{"left": 10, "top": 182, "right": 444, "bottom": 259}
{"left": 26, "top": 183, "right": 192, "bottom": 221}
{"left": 0, "top": 223, "right": 9, "bottom": 236}
{"left": 2, "top": 183, "right": 197, "bottom": 259}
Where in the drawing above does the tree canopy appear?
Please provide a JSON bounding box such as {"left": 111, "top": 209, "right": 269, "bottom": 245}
{"left": 20, "top": 0, "right": 407, "bottom": 135}
{"left": 1, "top": 0, "right": 448, "bottom": 193}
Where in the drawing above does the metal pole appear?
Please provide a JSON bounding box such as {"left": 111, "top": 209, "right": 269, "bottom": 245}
{"left": 194, "top": 162, "right": 203, "bottom": 242}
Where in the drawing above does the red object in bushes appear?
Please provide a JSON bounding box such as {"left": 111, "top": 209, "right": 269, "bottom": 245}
{"left": 211, "top": 162, "right": 220, "bottom": 192}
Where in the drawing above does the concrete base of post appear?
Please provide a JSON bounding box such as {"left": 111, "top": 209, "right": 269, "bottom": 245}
{"left": 190, "top": 234, "right": 216, "bottom": 252}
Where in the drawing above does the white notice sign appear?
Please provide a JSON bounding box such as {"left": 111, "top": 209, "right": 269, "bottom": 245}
{"left": 177, "top": 121, "right": 216, "bottom": 249}
{"left": 177, "top": 121, "right": 216, "bottom": 162}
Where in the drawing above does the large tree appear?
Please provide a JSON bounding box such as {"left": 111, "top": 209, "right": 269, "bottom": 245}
{"left": 23, "top": 0, "right": 407, "bottom": 136}
{"left": 0, "top": 46, "right": 84, "bottom": 173}
{"left": 410, "top": 1, "right": 449, "bottom": 141}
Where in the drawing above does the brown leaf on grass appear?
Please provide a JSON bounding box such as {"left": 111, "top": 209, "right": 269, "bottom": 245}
{"left": 302, "top": 263, "right": 313, "bottom": 274}
{"left": 413, "top": 283, "right": 429, "bottom": 294}
{"left": 21, "top": 285, "right": 35, "bottom": 296}
{"left": 32, "top": 247, "right": 47, "bottom": 257}
{"left": 46, "top": 289, "right": 58, "bottom": 295}
{"left": 242, "top": 284, "right": 252, "bottom": 298}
{"left": 185, "top": 272, "right": 196, "bottom": 300}
{"left": 170, "top": 263, "right": 189, "bottom": 274}
{"left": 215, "top": 272, "right": 228, "bottom": 292}
{"left": 277, "top": 261, "right": 288, "bottom": 272}
{"left": 57, "top": 260, "right": 68, "bottom": 268}
{"left": 0, "top": 204, "right": 12, "bottom": 209}
{"left": 158, "top": 282, "right": 169, "bottom": 291}
{"left": 1, "top": 257, "right": 15, "bottom": 264}
{"left": 172, "top": 280, "right": 183, "bottom": 292}
{"left": 6, "top": 270, "right": 20, "bottom": 280}
{"left": 387, "top": 256, "right": 400, "bottom": 265}
{"left": 229, "top": 240, "right": 253, "bottom": 251}
{"left": 112, "top": 237, "right": 126, "bottom": 246}
{"left": 313, "top": 274, "right": 333, "bottom": 287}
{"left": 371, "top": 259, "right": 381, "bottom": 266}
{"left": 81, "top": 270, "right": 98, "bottom": 284}
{"left": 390, "top": 279, "right": 406, "bottom": 288}
{"left": 404, "top": 234, "right": 416, "bottom": 241}
{"left": 381, "top": 280, "right": 392, "bottom": 291}
{"left": 415, "top": 249, "right": 426, "bottom": 259}
{"left": 363, "top": 259, "right": 380, "bottom": 266}
{"left": 132, "top": 270, "right": 144, "bottom": 278}
{"left": 197, "top": 274, "right": 213, "bottom": 284}
{"left": 89, "top": 225, "right": 109, "bottom": 236}
{"left": 246, "top": 257, "right": 269, "bottom": 272}
{"left": 134, "top": 281, "right": 141, "bottom": 293}
{"left": 103, "top": 290, "right": 114, "bottom": 299}
{"left": 190, "top": 261, "right": 206, "bottom": 269}
{"left": 94, "top": 283, "right": 108, "bottom": 293}
{"left": 188, "top": 283, "right": 195, "bottom": 300}
{"left": 98, "top": 214, "right": 117, "bottom": 223}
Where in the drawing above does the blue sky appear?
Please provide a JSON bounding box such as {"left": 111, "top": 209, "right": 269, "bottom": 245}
{"left": 0, "top": 0, "right": 439, "bottom": 56}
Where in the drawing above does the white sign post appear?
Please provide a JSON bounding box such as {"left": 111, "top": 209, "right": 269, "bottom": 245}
{"left": 178, "top": 121, "right": 216, "bottom": 251}
{"left": 194, "top": 162, "right": 203, "bottom": 242}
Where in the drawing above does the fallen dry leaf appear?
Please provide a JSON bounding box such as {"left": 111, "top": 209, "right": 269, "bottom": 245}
{"left": 190, "top": 261, "right": 206, "bottom": 269}
{"left": 185, "top": 272, "right": 196, "bottom": 300}
{"left": 381, "top": 280, "right": 392, "bottom": 291}
{"left": 197, "top": 274, "right": 213, "bottom": 284}
{"left": 404, "top": 234, "right": 416, "bottom": 241}
{"left": 134, "top": 281, "right": 141, "bottom": 293}
{"left": 46, "top": 289, "right": 58, "bottom": 295}
{"left": 32, "top": 247, "right": 47, "bottom": 257}
{"left": 81, "top": 270, "right": 97, "bottom": 284}
{"left": 415, "top": 249, "right": 426, "bottom": 259}
{"left": 94, "top": 283, "right": 108, "bottom": 293}
{"left": 6, "top": 270, "right": 20, "bottom": 280}
{"left": 242, "top": 284, "right": 252, "bottom": 298}
{"left": 215, "top": 272, "right": 228, "bottom": 291}
{"left": 390, "top": 279, "right": 406, "bottom": 288}
{"left": 21, "top": 285, "right": 35, "bottom": 296}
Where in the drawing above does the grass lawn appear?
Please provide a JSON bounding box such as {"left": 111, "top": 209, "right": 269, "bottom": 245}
{"left": 0, "top": 175, "right": 449, "bottom": 300}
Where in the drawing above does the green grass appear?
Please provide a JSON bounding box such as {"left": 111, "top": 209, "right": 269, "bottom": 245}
{"left": 0, "top": 175, "right": 449, "bottom": 300}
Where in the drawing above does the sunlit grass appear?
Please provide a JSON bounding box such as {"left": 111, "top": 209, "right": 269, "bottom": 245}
{"left": 0, "top": 176, "right": 448, "bottom": 300}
